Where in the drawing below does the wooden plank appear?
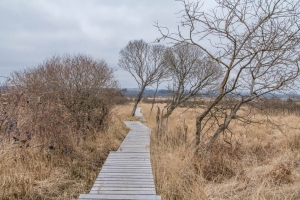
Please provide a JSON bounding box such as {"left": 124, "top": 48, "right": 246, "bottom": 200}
{"left": 103, "top": 161, "right": 151, "bottom": 164}
{"left": 98, "top": 174, "right": 153, "bottom": 177}
{"left": 103, "top": 163, "right": 151, "bottom": 166}
{"left": 107, "top": 155, "right": 151, "bottom": 158}
{"left": 99, "top": 171, "right": 153, "bottom": 174}
{"left": 92, "top": 183, "right": 155, "bottom": 187}
{"left": 109, "top": 152, "right": 150, "bottom": 154}
{"left": 88, "top": 190, "right": 156, "bottom": 196}
{"left": 90, "top": 186, "right": 155, "bottom": 191}
{"left": 97, "top": 174, "right": 153, "bottom": 178}
{"left": 106, "top": 156, "right": 150, "bottom": 159}
{"left": 105, "top": 159, "right": 150, "bottom": 162}
{"left": 101, "top": 166, "right": 152, "bottom": 169}
{"left": 108, "top": 154, "right": 150, "bottom": 158}
{"left": 102, "top": 165, "right": 152, "bottom": 168}
{"left": 103, "top": 159, "right": 151, "bottom": 162}
{"left": 117, "top": 150, "right": 150, "bottom": 152}
{"left": 93, "top": 179, "right": 155, "bottom": 182}
{"left": 101, "top": 163, "right": 151, "bottom": 167}
{"left": 105, "top": 158, "right": 150, "bottom": 160}
{"left": 92, "top": 182, "right": 155, "bottom": 186}
{"left": 106, "top": 158, "right": 151, "bottom": 160}
{"left": 79, "top": 194, "right": 161, "bottom": 200}
{"left": 108, "top": 153, "right": 150, "bottom": 155}
{"left": 91, "top": 187, "right": 155, "bottom": 191}
{"left": 93, "top": 180, "right": 155, "bottom": 185}
{"left": 95, "top": 178, "right": 155, "bottom": 181}
{"left": 90, "top": 186, "right": 155, "bottom": 190}
{"left": 87, "top": 190, "right": 156, "bottom": 195}
{"left": 100, "top": 169, "right": 152, "bottom": 173}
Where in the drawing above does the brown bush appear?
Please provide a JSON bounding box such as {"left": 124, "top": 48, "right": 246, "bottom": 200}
{"left": 252, "top": 97, "right": 300, "bottom": 116}
{"left": 0, "top": 54, "right": 128, "bottom": 199}
{"left": 6, "top": 54, "right": 118, "bottom": 145}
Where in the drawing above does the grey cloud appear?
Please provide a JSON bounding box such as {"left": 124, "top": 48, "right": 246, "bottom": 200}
{"left": 0, "top": 0, "right": 183, "bottom": 87}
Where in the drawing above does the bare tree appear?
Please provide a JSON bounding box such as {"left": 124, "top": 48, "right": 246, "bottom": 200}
{"left": 156, "top": 0, "right": 300, "bottom": 150}
{"left": 119, "top": 40, "right": 167, "bottom": 116}
{"left": 163, "top": 43, "right": 222, "bottom": 118}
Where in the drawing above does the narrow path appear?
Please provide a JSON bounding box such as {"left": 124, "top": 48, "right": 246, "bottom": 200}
{"left": 78, "top": 108, "right": 160, "bottom": 200}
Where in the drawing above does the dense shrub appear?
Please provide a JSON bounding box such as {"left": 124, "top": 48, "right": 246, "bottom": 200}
{"left": 252, "top": 97, "right": 300, "bottom": 116}
{"left": 1, "top": 54, "right": 118, "bottom": 150}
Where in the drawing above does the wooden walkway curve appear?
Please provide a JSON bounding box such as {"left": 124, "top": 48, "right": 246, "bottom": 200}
{"left": 78, "top": 108, "right": 160, "bottom": 200}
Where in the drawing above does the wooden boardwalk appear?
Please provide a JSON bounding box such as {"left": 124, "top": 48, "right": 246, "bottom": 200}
{"left": 78, "top": 108, "right": 160, "bottom": 200}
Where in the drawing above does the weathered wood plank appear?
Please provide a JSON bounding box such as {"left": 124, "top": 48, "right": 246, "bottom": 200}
{"left": 101, "top": 163, "right": 151, "bottom": 166}
{"left": 103, "top": 162, "right": 151, "bottom": 165}
{"left": 94, "top": 180, "right": 154, "bottom": 187}
{"left": 79, "top": 194, "right": 161, "bottom": 200}
{"left": 91, "top": 186, "right": 155, "bottom": 191}
{"left": 106, "top": 155, "right": 150, "bottom": 158}
{"left": 97, "top": 174, "right": 153, "bottom": 179}
{"left": 103, "top": 161, "right": 151, "bottom": 164}
{"left": 105, "top": 157, "right": 150, "bottom": 160}
{"left": 93, "top": 179, "right": 155, "bottom": 182}
{"left": 91, "top": 183, "right": 155, "bottom": 188}
{"left": 99, "top": 170, "right": 153, "bottom": 173}
{"left": 88, "top": 190, "right": 156, "bottom": 195}
{"left": 101, "top": 166, "right": 152, "bottom": 169}
{"left": 100, "top": 169, "right": 152, "bottom": 173}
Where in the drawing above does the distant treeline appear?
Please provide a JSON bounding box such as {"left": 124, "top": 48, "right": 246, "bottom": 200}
{"left": 122, "top": 88, "right": 299, "bottom": 100}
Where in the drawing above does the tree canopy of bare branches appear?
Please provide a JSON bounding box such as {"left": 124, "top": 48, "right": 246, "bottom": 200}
{"left": 163, "top": 43, "right": 223, "bottom": 118}
{"left": 156, "top": 0, "right": 300, "bottom": 150}
{"left": 119, "top": 40, "right": 167, "bottom": 116}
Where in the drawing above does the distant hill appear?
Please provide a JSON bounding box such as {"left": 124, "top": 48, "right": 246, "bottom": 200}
{"left": 122, "top": 88, "right": 298, "bottom": 100}
{"left": 123, "top": 88, "right": 170, "bottom": 97}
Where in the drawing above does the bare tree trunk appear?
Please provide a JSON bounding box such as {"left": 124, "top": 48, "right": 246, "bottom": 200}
{"left": 150, "top": 81, "right": 160, "bottom": 115}
{"left": 195, "top": 94, "right": 224, "bottom": 146}
{"left": 205, "top": 102, "right": 243, "bottom": 151}
{"left": 163, "top": 105, "right": 176, "bottom": 119}
{"left": 131, "top": 85, "right": 146, "bottom": 116}
{"left": 155, "top": 106, "right": 161, "bottom": 135}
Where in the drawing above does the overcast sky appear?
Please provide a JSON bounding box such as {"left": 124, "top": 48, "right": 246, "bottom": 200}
{"left": 0, "top": 0, "right": 184, "bottom": 88}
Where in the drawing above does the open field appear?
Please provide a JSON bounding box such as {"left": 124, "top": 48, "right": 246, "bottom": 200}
{"left": 138, "top": 102, "right": 300, "bottom": 199}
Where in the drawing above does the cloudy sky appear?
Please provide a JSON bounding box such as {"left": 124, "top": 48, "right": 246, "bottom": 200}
{"left": 0, "top": 0, "right": 183, "bottom": 88}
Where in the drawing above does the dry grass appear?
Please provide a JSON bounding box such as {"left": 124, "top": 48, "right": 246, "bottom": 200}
{"left": 0, "top": 104, "right": 133, "bottom": 200}
{"left": 2, "top": 99, "right": 300, "bottom": 199}
{"left": 139, "top": 103, "right": 300, "bottom": 200}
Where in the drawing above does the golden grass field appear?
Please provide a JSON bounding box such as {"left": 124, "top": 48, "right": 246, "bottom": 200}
{"left": 139, "top": 102, "right": 300, "bottom": 199}
{"left": 1, "top": 101, "right": 300, "bottom": 199}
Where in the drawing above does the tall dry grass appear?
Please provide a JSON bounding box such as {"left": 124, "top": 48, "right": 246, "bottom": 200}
{"left": 139, "top": 102, "right": 300, "bottom": 199}
{"left": 0, "top": 104, "right": 133, "bottom": 200}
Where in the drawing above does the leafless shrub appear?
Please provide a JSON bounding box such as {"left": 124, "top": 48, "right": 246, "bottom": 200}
{"left": 252, "top": 98, "right": 300, "bottom": 116}
{"left": 1, "top": 54, "right": 118, "bottom": 155}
